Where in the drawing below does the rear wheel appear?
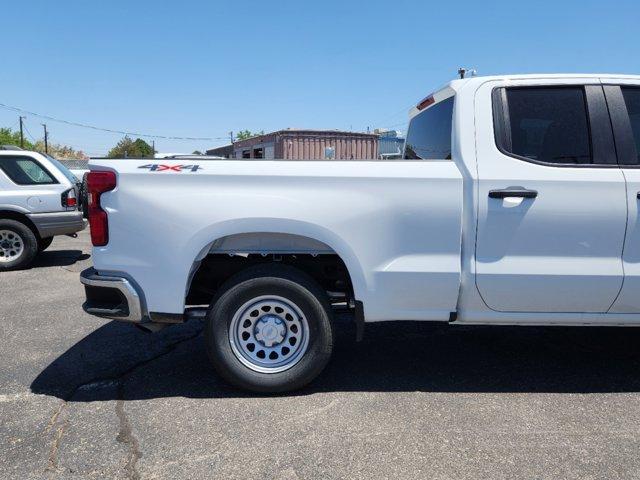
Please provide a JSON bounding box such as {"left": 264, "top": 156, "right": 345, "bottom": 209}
{"left": 38, "top": 236, "right": 54, "bottom": 252}
{"left": 0, "top": 220, "right": 38, "bottom": 271}
{"left": 205, "top": 265, "right": 334, "bottom": 392}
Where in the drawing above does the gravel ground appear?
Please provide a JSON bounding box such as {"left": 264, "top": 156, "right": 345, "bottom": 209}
{"left": 2, "top": 230, "right": 640, "bottom": 479}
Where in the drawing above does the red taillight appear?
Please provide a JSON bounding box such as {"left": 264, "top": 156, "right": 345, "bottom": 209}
{"left": 87, "top": 171, "right": 116, "bottom": 246}
{"left": 62, "top": 189, "right": 77, "bottom": 208}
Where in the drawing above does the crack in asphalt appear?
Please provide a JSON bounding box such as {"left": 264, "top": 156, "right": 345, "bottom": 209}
{"left": 116, "top": 398, "right": 142, "bottom": 480}
{"left": 44, "top": 402, "right": 68, "bottom": 473}
{"left": 44, "top": 401, "right": 66, "bottom": 435}
{"left": 41, "top": 326, "right": 203, "bottom": 479}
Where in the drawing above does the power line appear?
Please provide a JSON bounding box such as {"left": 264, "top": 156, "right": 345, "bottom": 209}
{"left": 22, "top": 122, "right": 37, "bottom": 143}
{"left": 0, "top": 102, "right": 229, "bottom": 141}
{"left": 385, "top": 120, "right": 408, "bottom": 129}
{"left": 46, "top": 136, "right": 120, "bottom": 151}
{"left": 371, "top": 104, "right": 413, "bottom": 128}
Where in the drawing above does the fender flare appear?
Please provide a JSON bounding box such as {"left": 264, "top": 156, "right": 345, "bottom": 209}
{"left": 184, "top": 217, "right": 368, "bottom": 302}
{"left": 0, "top": 208, "right": 41, "bottom": 238}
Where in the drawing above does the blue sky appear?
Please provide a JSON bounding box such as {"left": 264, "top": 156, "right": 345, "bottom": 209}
{"left": 1, "top": 0, "right": 639, "bottom": 156}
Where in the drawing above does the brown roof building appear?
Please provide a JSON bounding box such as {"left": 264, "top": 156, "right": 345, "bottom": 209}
{"left": 208, "top": 129, "right": 379, "bottom": 160}
{"left": 204, "top": 143, "right": 234, "bottom": 158}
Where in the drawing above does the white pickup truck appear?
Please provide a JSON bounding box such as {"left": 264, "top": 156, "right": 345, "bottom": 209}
{"left": 81, "top": 74, "right": 640, "bottom": 392}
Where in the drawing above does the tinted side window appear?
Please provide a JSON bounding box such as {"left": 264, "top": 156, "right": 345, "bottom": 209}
{"left": 621, "top": 87, "right": 640, "bottom": 164}
{"left": 499, "top": 87, "right": 592, "bottom": 164}
{"left": 0, "top": 156, "right": 56, "bottom": 185}
{"left": 404, "top": 96, "right": 454, "bottom": 160}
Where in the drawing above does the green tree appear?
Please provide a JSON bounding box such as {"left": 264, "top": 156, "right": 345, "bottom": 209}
{"left": 192, "top": 150, "right": 203, "bottom": 155}
{"left": 235, "top": 130, "right": 264, "bottom": 141}
{"left": 0, "top": 127, "right": 34, "bottom": 150}
{"left": 0, "top": 127, "right": 87, "bottom": 158}
{"left": 107, "top": 136, "right": 155, "bottom": 158}
{"left": 32, "top": 140, "right": 88, "bottom": 160}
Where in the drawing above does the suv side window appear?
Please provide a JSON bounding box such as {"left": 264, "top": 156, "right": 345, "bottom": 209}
{"left": 0, "top": 156, "right": 56, "bottom": 185}
{"left": 495, "top": 87, "right": 593, "bottom": 165}
{"left": 621, "top": 87, "right": 640, "bottom": 164}
{"left": 404, "top": 96, "right": 454, "bottom": 160}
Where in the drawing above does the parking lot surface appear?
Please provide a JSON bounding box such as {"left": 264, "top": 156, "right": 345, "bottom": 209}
{"left": 3, "top": 231, "right": 640, "bottom": 479}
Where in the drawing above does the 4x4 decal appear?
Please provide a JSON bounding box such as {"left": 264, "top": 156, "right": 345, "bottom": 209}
{"left": 138, "top": 164, "right": 202, "bottom": 172}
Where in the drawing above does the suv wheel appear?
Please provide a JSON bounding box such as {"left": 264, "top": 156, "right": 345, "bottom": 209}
{"left": 205, "top": 265, "right": 334, "bottom": 393}
{"left": 0, "top": 220, "right": 38, "bottom": 271}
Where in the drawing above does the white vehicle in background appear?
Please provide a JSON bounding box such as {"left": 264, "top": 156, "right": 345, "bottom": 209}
{"left": 155, "top": 153, "right": 226, "bottom": 160}
{"left": 81, "top": 73, "right": 640, "bottom": 392}
{"left": 0, "top": 147, "right": 86, "bottom": 270}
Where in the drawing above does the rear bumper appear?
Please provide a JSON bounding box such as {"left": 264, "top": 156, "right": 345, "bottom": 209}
{"left": 80, "top": 267, "right": 145, "bottom": 323}
{"left": 28, "top": 210, "right": 87, "bottom": 238}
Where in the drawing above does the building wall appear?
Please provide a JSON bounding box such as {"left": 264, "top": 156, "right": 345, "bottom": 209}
{"left": 234, "top": 133, "right": 278, "bottom": 159}
{"left": 233, "top": 130, "right": 378, "bottom": 160}
{"left": 206, "top": 144, "right": 234, "bottom": 158}
{"left": 279, "top": 133, "right": 378, "bottom": 160}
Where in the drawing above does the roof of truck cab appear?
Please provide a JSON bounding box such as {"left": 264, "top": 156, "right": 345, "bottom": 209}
{"left": 409, "top": 73, "right": 640, "bottom": 119}
{"left": 451, "top": 72, "right": 640, "bottom": 86}
{"left": 452, "top": 73, "right": 640, "bottom": 92}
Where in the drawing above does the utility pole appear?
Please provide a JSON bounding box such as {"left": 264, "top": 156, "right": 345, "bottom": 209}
{"left": 229, "top": 131, "right": 234, "bottom": 144}
{"left": 42, "top": 124, "right": 48, "bottom": 154}
{"left": 152, "top": 140, "right": 155, "bottom": 156}
{"left": 19, "top": 116, "right": 25, "bottom": 148}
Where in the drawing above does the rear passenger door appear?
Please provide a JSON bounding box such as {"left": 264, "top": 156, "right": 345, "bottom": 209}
{"left": 474, "top": 80, "right": 627, "bottom": 313}
{"left": 0, "top": 155, "right": 63, "bottom": 213}
{"left": 604, "top": 82, "right": 640, "bottom": 313}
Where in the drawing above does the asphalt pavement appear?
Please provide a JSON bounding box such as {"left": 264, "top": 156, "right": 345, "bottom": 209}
{"left": 2, "top": 231, "right": 640, "bottom": 479}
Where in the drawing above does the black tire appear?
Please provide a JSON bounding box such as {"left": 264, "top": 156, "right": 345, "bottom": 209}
{"left": 38, "top": 236, "right": 54, "bottom": 252}
{"left": 0, "top": 219, "right": 38, "bottom": 271}
{"left": 205, "top": 264, "right": 334, "bottom": 393}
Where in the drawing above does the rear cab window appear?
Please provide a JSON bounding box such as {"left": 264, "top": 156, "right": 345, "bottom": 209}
{"left": 0, "top": 155, "right": 57, "bottom": 185}
{"left": 404, "top": 96, "right": 454, "bottom": 160}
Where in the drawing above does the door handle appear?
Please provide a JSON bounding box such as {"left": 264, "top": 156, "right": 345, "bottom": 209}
{"left": 489, "top": 189, "right": 538, "bottom": 199}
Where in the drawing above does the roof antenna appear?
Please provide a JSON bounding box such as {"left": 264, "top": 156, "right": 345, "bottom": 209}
{"left": 458, "top": 67, "right": 477, "bottom": 79}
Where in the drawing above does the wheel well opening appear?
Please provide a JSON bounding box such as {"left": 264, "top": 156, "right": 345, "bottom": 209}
{"left": 0, "top": 210, "right": 40, "bottom": 239}
{"left": 186, "top": 253, "right": 355, "bottom": 309}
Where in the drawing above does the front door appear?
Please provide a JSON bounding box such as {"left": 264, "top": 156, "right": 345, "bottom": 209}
{"left": 474, "top": 80, "right": 627, "bottom": 313}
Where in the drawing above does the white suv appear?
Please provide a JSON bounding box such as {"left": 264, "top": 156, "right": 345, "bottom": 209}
{"left": 0, "top": 147, "right": 86, "bottom": 270}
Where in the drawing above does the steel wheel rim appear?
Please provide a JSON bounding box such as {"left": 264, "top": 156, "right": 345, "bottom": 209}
{"left": 0, "top": 230, "right": 24, "bottom": 263}
{"left": 229, "top": 295, "right": 310, "bottom": 373}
